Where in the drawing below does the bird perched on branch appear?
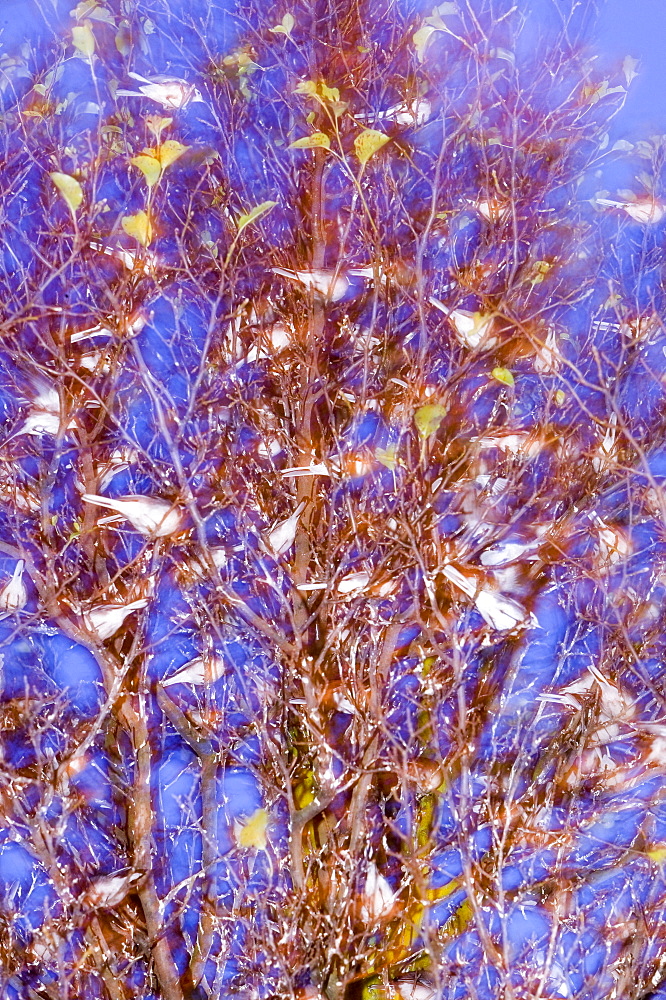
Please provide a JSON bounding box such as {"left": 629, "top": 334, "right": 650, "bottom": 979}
{"left": 70, "top": 308, "right": 149, "bottom": 344}
{"left": 428, "top": 297, "right": 497, "bottom": 350}
{"left": 271, "top": 265, "right": 374, "bottom": 303}
{"left": 82, "top": 493, "right": 183, "bottom": 537}
{"left": 265, "top": 500, "right": 307, "bottom": 556}
{"left": 0, "top": 560, "right": 27, "bottom": 615}
{"left": 355, "top": 97, "right": 432, "bottom": 127}
{"left": 82, "top": 598, "right": 149, "bottom": 641}
{"left": 595, "top": 196, "right": 665, "bottom": 225}
{"left": 161, "top": 654, "right": 225, "bottom": 687}
{"left": 116, "top": 71, "right": 204, "bottom": 109}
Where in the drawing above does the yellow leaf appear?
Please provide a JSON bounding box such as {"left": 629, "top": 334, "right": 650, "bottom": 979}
{"left": 270, "top": 12, "right": 295, "bottom": 35}
{"left": 555, "top": 389, "right": 566, "bottom": 406}
{"left": 115, "top": 22, "right": 131, "bottom": 55}
{"left": 50, "top": 172, "right": 83, "bottom": 215}
{"left": 375, "top": 444, "right": 399, "bottom": 470}
{"left": 354, "top": 128, "right": 390, "bottom": 169}
{"left": 414, "top": 403, "right": 446, "bottom": 438}
{"left": 648, "top": 844, "right": 666, "bottom": 864}
{"left": 293, "top": 79, "right": 339, "bottom": 103}
{"left": 529, "top": 259, "right": 551, "bottom": 284}
{"left": 319, "top": 82, "right": 340, "bottom": 102}
{"left": 235, "top": 807, "right": 269, "bottom": 850}
{"left": 121, "top": 210, "right": 153, "bottom": 246}
{"left": 294, "top": 80, "right": 318, "bottom": 98}
{"left": 491, "top": 367, "right": 515, "bottom": 387}
{"left": 158, "top": 139, "right": 188, "bottom": 168}
{"left": 72, "top": 21, "right": 96, "bottom": 58}
{"left": 145, "top": 114, "right": 172, "bottom": 140}
{"left": 130, "top": 153, "right": 161, "bottom": 188}
{"left": 413, "top": 25, "right": 436, "bottom": 62}
{"left": 289, "top": 132, "right": 330, "bottom": 150}
{"left": 294, "top": 770, "right": 316, "bottom": 809}
{"left": 236, "top": 200, "right": 277, "bottom": 234}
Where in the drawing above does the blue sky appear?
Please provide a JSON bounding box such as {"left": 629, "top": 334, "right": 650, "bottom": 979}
{"left": 596, "top": 0, "right": 666, "bottom": 136}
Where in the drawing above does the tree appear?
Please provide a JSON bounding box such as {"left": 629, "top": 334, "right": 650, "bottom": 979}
{"left": 1, "top": 0, "right": 666, "bottom": 998}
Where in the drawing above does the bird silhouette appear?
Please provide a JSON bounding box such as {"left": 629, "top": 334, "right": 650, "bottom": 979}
{"left": 116, "top": 72, "right": 204, "bottom": 109}
{"left": 271, "top": 266, "right": 374, "bottom": 302}
{"left": 265, "top": 500, "right": 307, "bottom": 556}
{"left": 0, "top": 560, "right": 27, "bottom": 615}
{"left": 82, "top": 494, "right": 183, "bottom": 537}
{"left": 595, "top": 196, "right": 664, "bottom": 225}
{"left": 83, "top": 598, "right": 149, "bottom": 641}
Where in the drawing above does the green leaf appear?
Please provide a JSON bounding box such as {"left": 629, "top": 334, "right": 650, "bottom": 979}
{"left": 294, "top": 80, "right": 318, "bottom": 98}
{"left": 413, "top": 24, "right": 436, "bottom": 61}
{"left": 289, "top": 131, "right": 330, "bottom": 150}
{"left": 293, "top": 79, "right": 340, "bottom": 103}
{"left": 50, "top": 171, "right": 83, "bottom": 215}
{"left": 121, "top": 209, "right": 153, "bottom": 246}
{"left": 130, "top": 154, "right": 161, "bottom": 187}
{"left": 491, "top": 367, "right": 515, "bottom": 386}
{"left": 354, "top": 128, "right": 390, "bottom": 169}
{"left": 72, "top": 21, "right": 96, "bottom": 58}
{"left": 319, "top": 81, "right": 340, "bottom": 102}
{"left": 114, "top": 21, "right": 131, "bottom": 55}
{"left": 269, "top": 12, "right": 295, "bottom": 35}
{"left": 235, "top": 808, "right": 269, "bottom": 850}
{"left": 236, "top": 200, "right": 277, "bottom": 235}
{"left": 414, "top": 403, "right": 446, "bottom": 438}
{"left": 375, "top": 444, "right": 399, "bottom": 470}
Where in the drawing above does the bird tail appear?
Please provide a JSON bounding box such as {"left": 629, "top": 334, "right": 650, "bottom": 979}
{"left": 82, "top": 493, "right": 120, "bottom": 513}
{"left": 127, "top": 71, "right": 151, "bottom": 83}
{"left": 115, "top": 88, "right": 143, "bottom": 98}
{"left": 271, "top": 266, "right": 297, "bottom": 281}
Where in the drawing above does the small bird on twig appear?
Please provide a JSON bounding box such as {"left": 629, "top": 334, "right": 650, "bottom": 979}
{"left": 116, "top": 71, "right": 204, "bottom": 109}
{"left": 271, "top": 266, "right": 374, "bottom": 303}
{"left": 82, "top": 493, "right": 183, "bottom": 537}
{"left": 0, "top": 560, "right": 27, "bottom": 615}
{"left": 355, "top": 98, "right": 432, "bottom": 127}
{"left": 595, "top": 196, "right": 665, "bottom": 225}
{"left": 70, "top": 308, "right": 149, "bottom": 344}
{"left": 82, "top": 598, "right": 149, "bottom": 641}
{"left": 89, "top": 240, "right": 158, "bottom": 275}
{"left": 161, "top": 654, "right": 225, "bottom": 687}
{"left": 265, "top": 500, "right": 307, "bottom": 556}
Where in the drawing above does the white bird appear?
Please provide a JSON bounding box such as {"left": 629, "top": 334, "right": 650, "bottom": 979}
{"left": 596, "top": 196, "right": 665, "bottom": 225}
{"left": 361, "top": 862, "right": 396, "bottom": 921}
{"left": 71, "top": 308, "right": 149, "bottom": 344}
{"left": 337, "top": 570, "right": 371, "bottom": 594}
{"left": 0, "top": 560, "right": 27, "bottom": 614}
{"left": 116, "top": 71, "right": 204, "bottom": 109}
{"left": 81, "top": 494, "right": 183, "bottom": 537}
{"left": 479, "top": 539, "right": 538, "bottom": 566}
{"left": 280, "top": 461, "right": 330, "bottom": 478}
{"left": 161, "top": 654, "right": 225, "bottom": 687}
{"left": 474, "top": 589, "right": 532, "bottom": 631}
{"left": 83, "top": 598, "right": 148, "bottom": 641}
{"left": 395, "top": 974, "right": 436, "bottom": 1000}
{"left": 356, "top": 98, "right": 432, "bottom": 126}
{"left": 428, "top": 298, "right": 496, "bottom": 349}
{"left": 272, "top": 266, "right": 374, "bottom": 303}
{"left": 8, "top": 382, "right": 78, "bottom": 439}
{"left": 85, "top": 870, "right": 142, "bottom": 908}
{"left": 265, "top": 500, "right": 307, "bottom": 556}
{"left": 89, "top": 241, "right": 158, "bottom": 275}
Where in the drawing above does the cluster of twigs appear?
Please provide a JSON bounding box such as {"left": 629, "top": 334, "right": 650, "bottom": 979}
{"left": 2, "top": 0, "right": 666, "bottom": 998}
